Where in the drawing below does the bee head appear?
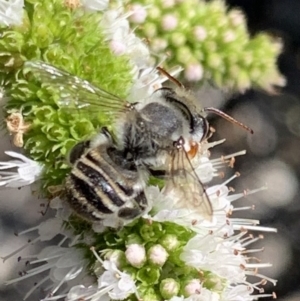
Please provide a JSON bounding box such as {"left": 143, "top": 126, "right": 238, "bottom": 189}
{"left": 155, "top": 87, "right": 209, "bottom": 142}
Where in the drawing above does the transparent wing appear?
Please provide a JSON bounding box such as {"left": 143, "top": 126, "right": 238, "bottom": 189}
{"left": 23, "top": 61, "right": 128, "bottom": 114}
{"left": 164, "top": 138, "right": 213, "bottom": 221}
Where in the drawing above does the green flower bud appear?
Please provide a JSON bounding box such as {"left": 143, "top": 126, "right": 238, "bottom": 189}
{"left": 126, "top": 233, "right": 144, "bottom": 245}
{"left": 148, "top": 6, "right": 161, "bottom": 19}
{"left": 0, "top": 31, "right": 24, "bottom": 52}
{"left": 33, "top": 106, "right": 56, "bottom": 122}
{"left": 137, "top": 266, "right": 160, "bottom": 285}
{"left": 159, "top": 234, "right": 180, "bottom": 252}
{"left": 139, "top": 221, "right": 164, "bottom": 242}
{"left": 160, "top": 278, "right": 180, "bottom": 299}
{"left": 140, "top": 287, "right": 161, "bottom": 301}
{"left": 59, "top": 139, "right": 77, "bottom": 156}
{"left": 42, "top": 123, "right": 68, "bottom": 142}
{"left": 69, "top": 120, "right": 95, "bottom": 140}
{"left": 32, "top": 23, "right": 54, "bottom": 48}
{"left": 103, "top": 249, "right": 126, "bottom": 269}
{"left": 204, "top": 273, "right": 226, "bottom": 293}
{"left": 143, "top": 22, "right": 157, "bottom": 38}
{"left": 176, "top": 46, "right": 194, "bottom": 64}
{"left": 170, "top": 32, "right": 186, "bottom": 47}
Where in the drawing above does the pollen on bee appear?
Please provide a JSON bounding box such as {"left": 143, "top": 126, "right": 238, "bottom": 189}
{"left": 187, "top": 141, "right": 199, "bottom": 159}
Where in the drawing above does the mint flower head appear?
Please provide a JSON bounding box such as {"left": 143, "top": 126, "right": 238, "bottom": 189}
{"left": 129, "top": 0, "right": 285, "bottom": 93}
{"left": 2, "top": 139, "right": 277, "bottom": 301}
{"left": 1, "top": 1, "right": 279, "bottom": 301}
{"left": 0, "top": 0, "right": 136, "bottom": 190}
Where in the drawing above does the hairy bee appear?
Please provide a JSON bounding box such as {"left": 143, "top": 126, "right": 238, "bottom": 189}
{"left": 24, "top": 61, "right": 252, "bottom": 223}
{"left": 65, "top": 127, "right": 148, "bottom": 223}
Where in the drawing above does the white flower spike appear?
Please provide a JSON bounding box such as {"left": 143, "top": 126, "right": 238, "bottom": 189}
{"left": 0, "top": 151, "right": 43, "bottom": 187}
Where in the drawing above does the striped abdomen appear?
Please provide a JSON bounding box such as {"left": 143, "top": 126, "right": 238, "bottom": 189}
{"left": 65, "top": 145, "right": 143, "bottom": 222}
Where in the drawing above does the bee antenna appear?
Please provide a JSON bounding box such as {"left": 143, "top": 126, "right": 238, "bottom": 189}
{"left": 204, "top": 107, "right": 254, "bottom": 134}
{"left": 157, "top": 66, "right": 185, "bottom": 89}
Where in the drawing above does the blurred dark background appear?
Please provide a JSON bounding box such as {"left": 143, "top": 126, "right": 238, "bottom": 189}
{"left": 219, "top": 1, "right": 300, "bottom": 300}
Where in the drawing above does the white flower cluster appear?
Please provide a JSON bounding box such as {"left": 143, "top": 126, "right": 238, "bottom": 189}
{"left": 99, "top": 5, "right": 151, "bottom": 72}
{"left": 0, "top": 151, "right": 43, "bottom": 187}
{"left": 2, "top": 140, "right": 277, "bottom": 301}
{"left": 0, "top": 1, "right": 277, "bottom": 301}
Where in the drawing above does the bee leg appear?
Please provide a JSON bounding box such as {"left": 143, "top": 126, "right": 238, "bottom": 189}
{"left": 118, "top": 207, "right": 143, "bottom": 220}
{"left": 118, "top": 191, "right": 148, "bottom": 220}
{"left": 68, "top": 140, "right": 91, "bottom": 164}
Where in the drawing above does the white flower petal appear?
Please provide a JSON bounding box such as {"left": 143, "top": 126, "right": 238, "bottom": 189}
{"left": 0, "top": 151, "right": 43, "bottom": 187}
{"left": 99, "top": 270, "right": 116, "bottom": 288}
{"left": 81, "top": 0, "right": 108, "bottom": 11}
{"left": 38, "top": 218, "right": 63, "bottom": 241}
{"left": 118, "top": 274, "right": 135, "bottom": 291}
{"left": 56, "top": 249, "right": 85, "bottom": 269}
{"left": 67, "top": 285, "right": 98, "bottom": 300}
{"left": 0, "top": 0, "right": 24, "bottom": 26}
{"left": 4, "top": 151, "right": 32, "bottom": 162}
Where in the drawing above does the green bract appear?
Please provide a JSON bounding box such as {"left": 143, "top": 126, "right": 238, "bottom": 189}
{"left": 1, "top": 0, "right": 133, "bottom": 190}
{"left": 130, "top": 0, "right": 284, "bottom": 92}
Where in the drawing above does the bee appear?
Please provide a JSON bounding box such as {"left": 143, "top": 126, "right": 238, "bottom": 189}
{"left": 65, "top": 126, "right": 149, "bottom": 223}
{"left": 23, "top": 61, "right": 252, "bottom": 223}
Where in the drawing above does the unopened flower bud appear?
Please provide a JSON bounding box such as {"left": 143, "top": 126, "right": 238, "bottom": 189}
{"left": 161, "top": 14, "right": 178, "bottom": 31}
{"left": 193, "top": 26, "right": 207, "bottom": 41}
{"left": 129, "top": 4, "right": 147, "bottom": 24}
{"left": 160, "top": 278, "right": 180, "bottom": 299}
{"left": 125, "top": 244, "right": 146, "bottom": 268}
{"left": 109, "top": 40, "right": 126, "bottom": 56}
{"left": 159, "top": 234, "right": 180, "bottom": 252}
{"left": 148, "top": 244, "right": 168, "bottom": 266}
{"left": 103, "top": 249, "right": 125, "bottom": 268}
{"left": 184, "top": 279, "right": 202, "bottom": 297}
{"left": 184, "top": 63, "right": 204, "bottom": 82}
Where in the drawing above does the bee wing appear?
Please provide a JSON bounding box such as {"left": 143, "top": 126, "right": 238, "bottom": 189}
{"left": 23, "top": 61, "right": 128, "bottom": 115}
{"left": 164, "top": 141, "right": 213, "bottom": 221}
